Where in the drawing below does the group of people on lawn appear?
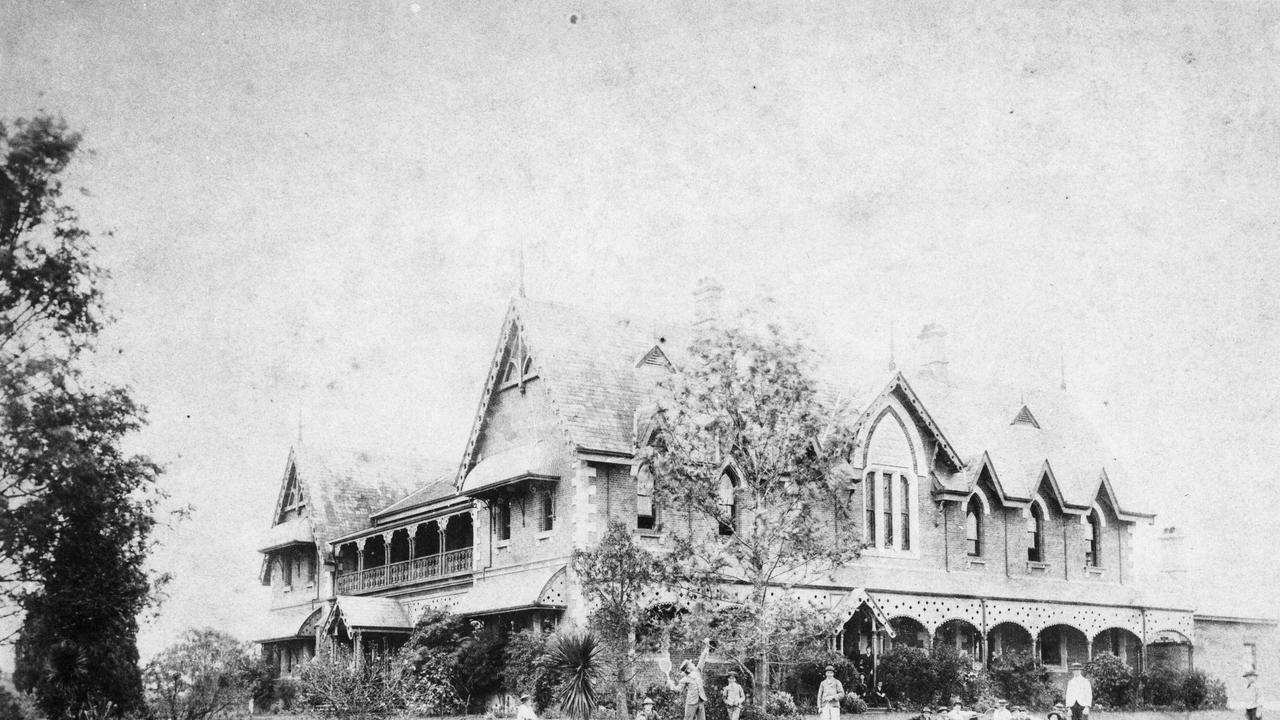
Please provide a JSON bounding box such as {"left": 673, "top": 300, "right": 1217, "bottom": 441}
{"left": 515, "top": 640, "right": 1262, "bottom": 720}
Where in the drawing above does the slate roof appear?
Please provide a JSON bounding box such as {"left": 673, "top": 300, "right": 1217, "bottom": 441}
{"left": 490, "top": 297, "right": 1151, "bottom": 518}
{"left": 516, "top": 297, "right": 686, "bottom": 456}
{"left": 329, "top": 595, "right": 412, "bottom": 631}
{"left": 371, "top": 472, "right": 460, "bottom": 521}
{"left": 274, "top": 443, "right": 428, "bottom": 551}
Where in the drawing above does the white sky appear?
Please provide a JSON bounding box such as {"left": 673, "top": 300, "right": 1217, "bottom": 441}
{"left": 2, "top": 1, "right": 1279, "bottom": 665}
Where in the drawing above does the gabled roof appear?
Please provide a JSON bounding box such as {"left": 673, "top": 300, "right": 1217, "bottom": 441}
{"left": 456, "top": 298, "right": 686, "bottom": 486}
{"left": 268, "top": 443, "right": 426, "bottom": 552}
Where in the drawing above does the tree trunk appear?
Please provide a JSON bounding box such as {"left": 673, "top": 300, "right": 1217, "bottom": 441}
{"left": 755, "top": 649, "right": 769, "bottom": 708}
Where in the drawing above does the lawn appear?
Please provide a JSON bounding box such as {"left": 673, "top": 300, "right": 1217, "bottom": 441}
{"left": 252, "top": 712, "right": 1245, "bottom": 720}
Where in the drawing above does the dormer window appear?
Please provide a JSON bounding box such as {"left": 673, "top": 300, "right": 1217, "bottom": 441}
{"left": 717, "top": 472, "right": 737, "bottom": 535}
{"left": 965, "top": 496, "right": 983, "bottom": 557}
{"left": 280, "top": 467, "right": 305, "bottom": 519}
{"left": 636, "top": 465, "right": 657, "bottom": 530}
{"left": 1085, "top": 509, "right": 1101, "bottom": 567}
{"left": 1027, "top": 503, "right": 1044, "bottom": 562}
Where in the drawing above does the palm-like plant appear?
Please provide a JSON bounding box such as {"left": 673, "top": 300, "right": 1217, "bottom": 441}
{"left": 546, "top": 630, "right": 603, "bottom": 720}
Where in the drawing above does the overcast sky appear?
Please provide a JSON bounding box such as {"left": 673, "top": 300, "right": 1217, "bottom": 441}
{"left": 2, "top": 1, "right": 1278, "bottom": 663}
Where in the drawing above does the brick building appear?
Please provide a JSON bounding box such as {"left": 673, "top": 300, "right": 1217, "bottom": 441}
{"left": 257, "top": 288, "right": 1276, "bottom": 706}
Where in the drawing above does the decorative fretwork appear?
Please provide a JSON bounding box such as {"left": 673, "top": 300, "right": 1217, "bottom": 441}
{"left": 335, "top": 547, "right": 473, "bottom": 594}
{"left": 871, "top": 592, "right": 984, "bottom": 633}
{"left": 539, "top": 567, "right": 568, "bottom": 606}
{"left": 1144, "top": 609, "right": 1195, "bottom": 644}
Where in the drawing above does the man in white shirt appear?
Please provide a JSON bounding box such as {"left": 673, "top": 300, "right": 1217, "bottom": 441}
{"left": 817, "top": 665, "right": 845, "bottom": 720}
{"left": 1065, "top": 663, "right": 1093, "bottom": 720}
{"left": 1244, "top": 669, "right": 1263, "bottom": 720}
{"left": 992, "top": 698, "right": 1012, "bottom": 720}
{"left": 667, "top": 639, "right": 712, "bottom": 720}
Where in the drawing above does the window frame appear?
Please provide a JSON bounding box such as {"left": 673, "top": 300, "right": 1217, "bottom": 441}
{"left": 1027, "top": 502, "right": 1044, "bottom": 563}
{"left": 862, "top": 468, "right": 917, "bottom": 554}
{"left": 717, "top": 471, "right": 737, "bottom": 536}
{"left": 496, "top": 499, "right": 512, "bottom": 542}
{"left": 636, "top": 465, "right": 657, "bottom": 531}
{"left": 1085, "top": 509, "right": 1102, "bottom": 567}
{"left": 538, "top": 490, "right": 556, "bottom": 532}
{"left": 965, "top": 496, "right": 983, "bottom": 557}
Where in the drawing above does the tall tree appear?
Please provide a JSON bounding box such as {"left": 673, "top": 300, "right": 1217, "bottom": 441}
{"left": 572, "top": 520, "right": 664, "bottom": 718}
{"left": 643, "top": 308, "right": 861, "bottom": 705}
{"left": 0, "top": 116, "right": 166, "bottom": 718}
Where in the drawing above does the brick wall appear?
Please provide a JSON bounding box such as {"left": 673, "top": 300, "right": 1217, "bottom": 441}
{"left": 1195, "top": 617, "right": 1279, "bottom": 709}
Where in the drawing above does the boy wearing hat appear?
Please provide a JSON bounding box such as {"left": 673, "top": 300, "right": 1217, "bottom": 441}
{"left": 1064, "top": 663, "right": 1092, "bottom": 720}
{"left": 1047, "top": 704, "right": 1067, "bottom": 720}
{"left": 722, "top": 671, "right": 746, "bottom": 720}
{"left": 635, "top": 697, "right": 659, "bottom": 720}
{"left": 517, "top": 694, "right": 539, "bottom": 720}
{"left": 817, "top": 665, "right": 845, "bottom": 720}
{"left": 992, "top": 699, "right": 1012, "bottom": 720}
{"left": 1244, "top": 669, "right": 1262, "bottom": 720}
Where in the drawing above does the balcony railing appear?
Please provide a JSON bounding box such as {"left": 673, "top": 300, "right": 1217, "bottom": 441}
{"left": 336, "top": 547, "right": 473, "bottom": 594}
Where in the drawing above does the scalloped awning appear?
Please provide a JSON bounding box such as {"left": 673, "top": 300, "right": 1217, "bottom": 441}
{"left": 453, "top": 565, "right": 567, "bottom": 616}
{"left": 258, "top": 517, "right": 314, "bottom": 553}
{"left": 459, "top": 441, "right": 561, "bottom": 497}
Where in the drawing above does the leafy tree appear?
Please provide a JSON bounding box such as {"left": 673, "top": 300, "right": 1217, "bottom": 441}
{"left": 143, "top": 628, "right": 272, "bottom": 720}
{"left": 0, "top": 115, "right": 169, "bottom": 719}
{"left": 644, "top": 308, "right": 859, "bottom": 704}
{"left": 572, "top": 520, "right": 664, "bottom": 718}
{"left": 546, "top": 630, "right": 603, "bottom": 720}
{"left": 398, "top": 610, "right": 503, "bottom": 713}
{"left": 502, "top": 629, "right": 563, "bottom": 712}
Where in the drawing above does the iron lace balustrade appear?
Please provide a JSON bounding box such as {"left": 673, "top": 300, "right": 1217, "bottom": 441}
{"left": 336, "top": 547, "right": 473, "bottom": 594}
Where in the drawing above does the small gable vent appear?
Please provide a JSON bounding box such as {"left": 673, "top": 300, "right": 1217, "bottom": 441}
{"left": 637, "top": 345, "right": 672, "bottom": 369}
{"left": 1011, "top": 405, "right": 1040, "bottom": 428}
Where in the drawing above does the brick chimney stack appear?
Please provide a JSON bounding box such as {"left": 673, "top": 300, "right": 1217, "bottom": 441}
{"left": 917, "top": 323, "right": 949, "bottom": 384}
{"left": 693, "top": 277, "right": 724, "bottom": 328}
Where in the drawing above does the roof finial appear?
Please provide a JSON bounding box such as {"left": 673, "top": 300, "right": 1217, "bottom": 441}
{"left": 888, "top": 320, "right": 896, "bottom": 371}
{"left": 1060, "top": 343, "right": 1067, "bottom": 391}
{"left": 518, "top": 237, "right": 526, "bottom": 298}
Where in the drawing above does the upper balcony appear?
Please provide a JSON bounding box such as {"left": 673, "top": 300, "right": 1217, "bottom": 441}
{"left": 336, "top": 546, "right": 472, "bottom": 594}
{"left": 332, "top": 510, "right": 474, "bottom": 595}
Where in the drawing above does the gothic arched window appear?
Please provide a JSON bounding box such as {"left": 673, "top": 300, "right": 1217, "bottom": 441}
{"left": 717, "top": 472, "right": 737, "bottom": 535}
{"left": 965, "top": 496, "right": 983, "bottom": 557}
{"left": 1027, "top": 503, "right": 1044, "bottom": 562}
{"left": 1085, "top": 509, "right": 1102, "bottom": 567}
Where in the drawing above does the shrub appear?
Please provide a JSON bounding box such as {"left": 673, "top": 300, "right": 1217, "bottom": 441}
{"left": 765, "top": 691, "right": 797, "bottom": 717}
{"left": 841, "top": 695, "right": 868, "bottom": 714}
{"left": 1141, "top": 664, "right": 1183, "bottom": 707}
{"left": 503, "top": 630, "right": 563, "bottom": 712}
{"left": 929, "top": 646, "right": 974, "bottom": 707}
{"left": 1202, "top": 675, "right": 1228, "bottom": 710}
{"left": 1084, "top": 653, "right": 1136, "bottom": 708}
{"left": 986, "top": 652, "right": 1056, "bottom": 709}
{"left": 740, "top": 704, "right": 778, "bottom": 720}
{"left": 877, "top": 648, "right": 936, "bottom": 706}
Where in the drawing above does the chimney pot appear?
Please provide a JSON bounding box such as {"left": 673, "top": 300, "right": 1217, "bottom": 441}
{"left": 693, "top": 277, "right": 724, "bottom": 327}
{"left": 917, "top": 323, "right": 949, "bottom": 384}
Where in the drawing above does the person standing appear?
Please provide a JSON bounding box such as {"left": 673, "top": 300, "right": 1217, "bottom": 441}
{"left": 817, "top": 665, "right": 846, "bottom": 720}
{"left": 1065, "top": 663, "right": 1093, "bottom": 720}
{"left": 723, "top": 671, "right": 746, "bottom": 720}
{"left": 517, "top": 694, "right": 539, "bottom": 720}
{"left": 667, "top": 639, "right": 712, "bottom": 720}
{"left": 1244, "top": 669, "right": 1263, "bottom": 720}
{"left": 992, "top": 699, "right": 1012, "bottom": 720}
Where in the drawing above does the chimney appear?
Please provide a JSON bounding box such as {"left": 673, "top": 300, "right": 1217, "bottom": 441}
{"left": 692, "top": 277, "right": 724, "bottom": 328}
{"left": 1158, "top": 526, "right": 1188, "bottom": 581}
{"left": 917, "top": 323, "right": 949, "bottom": 384}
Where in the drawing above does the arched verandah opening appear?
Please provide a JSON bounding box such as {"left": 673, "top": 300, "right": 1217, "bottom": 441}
{"left": 1038, "top": 624, "right": 1089, "bottom": 672}
{"left": 336, "top": 542, "right": 359, "bottom": 574}
{"left": 362, "top": 535, "right": 386, "bottom": 569}
{"left": 936, "top": 618, "right": 984, "bottom": 662}
{"left": 413, "top": 520, "right": 440, "bottom": 558}
{"left": 987, "top": 622, "right": 1033, "bottom": 660}
{"left": 389, "top": 529, "right": 411, "bottom": 564}
{"left": 1146, "top": 630, "right": 1193, "bottom": 671}
{"left": 886, "top": 616, "right": 928, "bottom": 650}
{"left": 1094, "top": 627, "right": 1143, "bottom": 670}
{"left": 444, "top": 513, "right": 474, "bottom": 551}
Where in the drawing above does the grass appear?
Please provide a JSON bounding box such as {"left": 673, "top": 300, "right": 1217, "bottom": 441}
{"left": 252, "top": 711, "right": 1243, "bottom": 720}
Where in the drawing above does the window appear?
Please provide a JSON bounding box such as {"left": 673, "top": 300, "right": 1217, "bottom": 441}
{"left": 900, "top": 475, "right": 911, "bottom": 550}
{"left": 280, "top": 553, "right": 292, "bottom": 587}
{"left": 1085, "top": 510, "right": 1101, "bottom": 567}
{"left": 636, "top": 465, "right": 656, "bottom": 530}
{"left": 883, "top": 472, "right": 894, "bottom": 548}
{"left": 717, "top": 472, "right": 736, "bottom": 535}
{"left": 865, "top": 472, "right": 877, "bottom": 543}
{"left": 1245, "top": 643, "right": 1258, "bottom": 672}
{"left": 281, "top": 468, "right": 305, "bottom": 517}
{"left": 1027, "top": 503, "right": 1044, "bottom": 562}
{"left": 501, "top": 335, "right": 536, "bottom": 390}
{"left": 965, "top": 496, "right": 982, "bottom": 557}
{"left": 496, "top": 500, "right": 512, "bottom": 541}
{"left": 538, "top": 490, "right": 555, "bottom": 532}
